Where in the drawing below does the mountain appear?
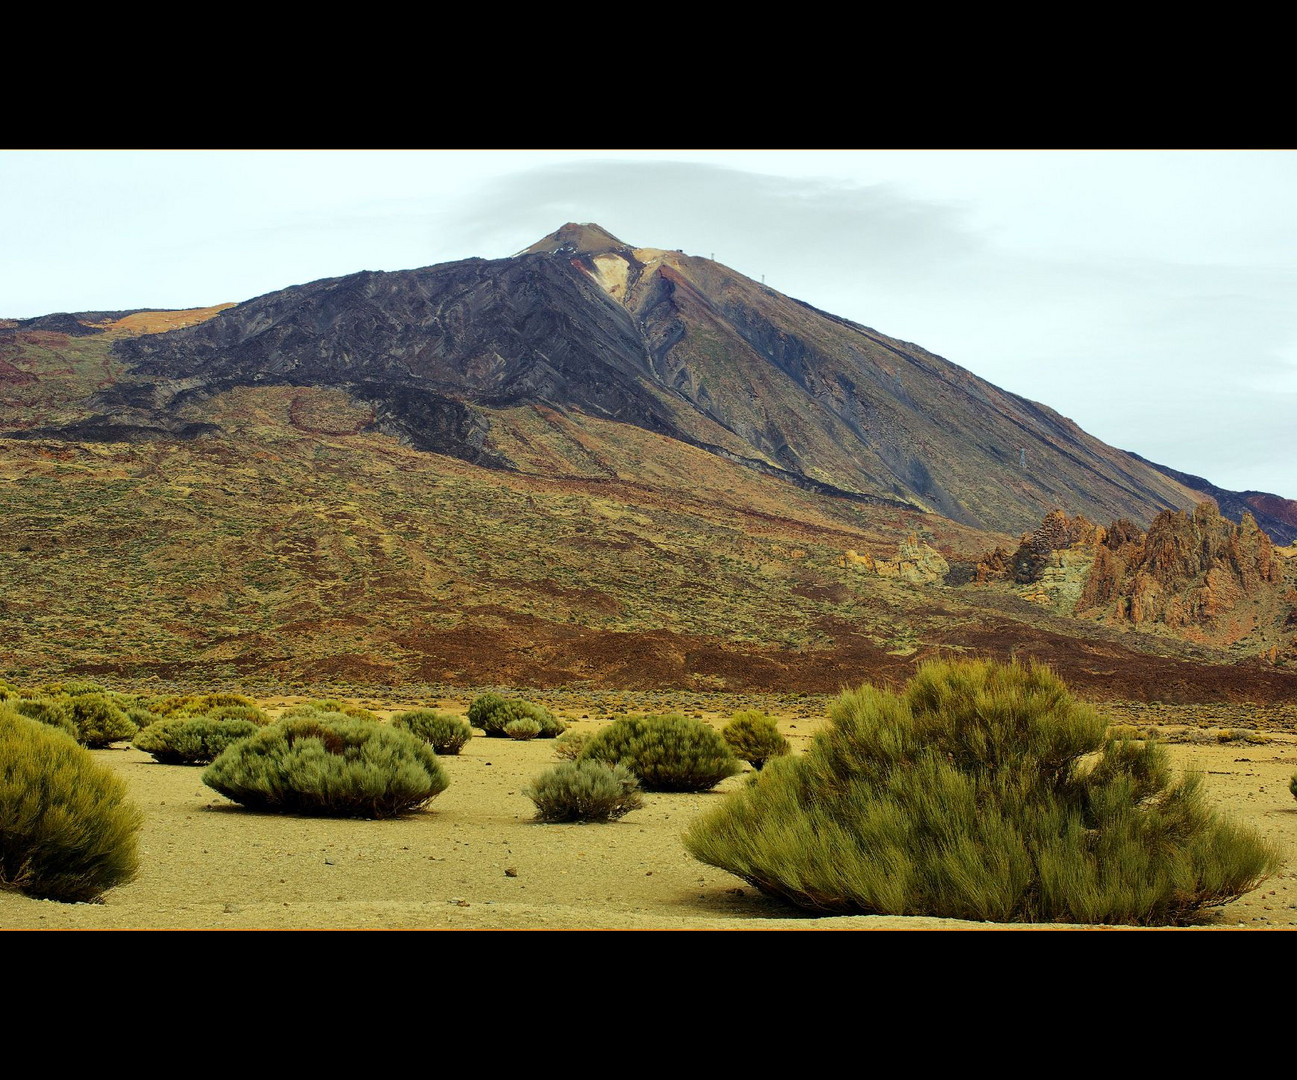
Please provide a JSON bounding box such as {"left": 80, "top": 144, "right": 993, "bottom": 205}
{"left": 75, "top": 222, "right": 1210, "bottom": 535}
{"left": 1, "top": 226, "right": 1294, "bottom": 699}
{"left": 1129, "top": 453, "right": 1297, "bottom": 545}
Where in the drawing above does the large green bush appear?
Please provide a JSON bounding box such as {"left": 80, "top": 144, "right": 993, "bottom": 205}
{"left": 470, "top": 695, "right": 565, "bottom": 738}
{"left": 0, "top": 707, "right": 142, "bottom": 902}
{"left": 526, "top": 760, "right": 643, "bottom": 823}
{"left": 579, "top": 713, "right": 739, "bottom": 792}
{"left": 722, "top": 711, "right": 789, "bottom": 770}
{"left": 391, "top": 709, "right": 471, "bottom": 754}
{"left": 134, "top": 716, "right": 262, "bottom": 765}
{"left": 69, "top": 693, "right": 137, "bottom": 748}
{"left": 202, "top": 714, "right": 449, "bottom": 818}
{"left": 12, "top": 695, "right": 79, "bottom": 740}
{"left": 467, "top": 692, "right": 507, "bottom": 730}
{"left": 684, "top": 660, "right": 1281, "bottom": 925}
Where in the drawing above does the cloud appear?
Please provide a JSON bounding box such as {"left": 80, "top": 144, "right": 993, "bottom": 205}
{"left": 440, "top": 158, "right": 986, "bottom": 283}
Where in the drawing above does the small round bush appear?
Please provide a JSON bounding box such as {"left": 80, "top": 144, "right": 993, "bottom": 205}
{"left": 306, "top": 699, "right": 379, "bottom": 722}
{"left": 554, "top": 730, "right": 589, "bottom": 760}
{"left": 197, "top": 692, "right": 257, "bottom": 711}
{"left": 149, "top": 692, "right": 257, "bottom": 718}
{"left": 526, "top": 760, "right": 643, "bottom": 823}
{"left": 505, "top": 716, "right": 542, "bottom": 740}
{"left": 0, "top": 707, "right": 142, "bottom": 902}
{"left": 391, "top": 709, "right": 471, "bottom": 754}
{"left": 146, "top": 694, "right": 200, "bottom": 717}
{"left": 722, "top": 711, "right": 790, "bottom": 770}
{"left": 134, "top": 716, "right": 261, "bottom": 765}
{"left": 1290, "top": 772, "right": 1296, "bottom": 801}
{"left": 69, "top": 693, "right": 138, "bottom": 748}
{"left": 685, "top": 659, "right": 1282, "bottom": 925}
{"left": 579, "top": 713, "right": 740, "bottom": 792}
{"left": 205, "top": 705, "right": 270, "bottom": 725}
{"left": 202, "top": 714, "right": 449, "bottom": 818}
{"left": 127, "top": 706, "right": 163, "bottom": 730}
{"left": 475, "top": 698, "right": 565, "bottom": 738}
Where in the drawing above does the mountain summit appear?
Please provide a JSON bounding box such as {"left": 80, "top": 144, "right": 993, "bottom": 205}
{"left": 97, "top": 223, "right": 1203, "bottom": 533}
{"left": 521, "top": 221, "right": 635, "bottom": 256}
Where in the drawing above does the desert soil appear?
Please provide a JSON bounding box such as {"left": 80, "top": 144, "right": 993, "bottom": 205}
{"left": 3, "top": 704, "right": 1296, "bottom": 930}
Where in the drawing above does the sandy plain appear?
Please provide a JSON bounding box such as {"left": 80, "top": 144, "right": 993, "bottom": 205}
{"left": 3, "top": 701, "right": 1295, "bottom": 930}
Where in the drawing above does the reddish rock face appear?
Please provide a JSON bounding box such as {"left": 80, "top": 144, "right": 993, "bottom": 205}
{"left": 1076, "top": 503, "right": 1289, "bottom": 647}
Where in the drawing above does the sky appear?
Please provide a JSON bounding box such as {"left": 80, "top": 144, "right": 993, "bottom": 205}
{"left": 2, "top": 149, "right": 1293, "bottom": 498}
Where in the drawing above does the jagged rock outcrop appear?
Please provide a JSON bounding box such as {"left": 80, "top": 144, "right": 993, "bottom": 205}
{"left": 976, "top": 510, "right": 1099, "bottom": 585}
{"left": 1112, "top": 504, "right": 1280, "bottom": 626}
{"left": 1071, "top": 503, "right": 1292, "bottom": 650}
{"left": 1010, "top": 510, "right": 1100, "bottom": 584}
{"left": 973, "top": 504, "right": 1295, "bottom": 645}
{"left": 843, "top": 535, "right": 949, "bottom": 583}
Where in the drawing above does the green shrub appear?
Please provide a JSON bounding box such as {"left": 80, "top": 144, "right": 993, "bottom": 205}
{"left": 684, "top": 659, "right": 1282, "bottom": 925}
{"left": 197, "top": 692, "right": 257, "bottom": 710}
{"left": 473, "top": 697, "right": 565, "bottom": 738}
{"left": 146, "top": 694, "right": 200, "bottom": 717}
{"left": 13, "top": 696, "right": 79, "bottom": 740}
{"left": 722, "top": 711, "right": 790, "bottom": 770}
{"left": 277, "top": 703, "right": 329, "bottom": 721}
{"left": 69, "top": 693, "right": 137, "bottom": 748}
{"left": 304, "top": 699, "right": 379, "bottom": 722}
{"left": 505, "top": 716, "right": 542, "bottom": 740}
{"left": 391, "top": 710, "right": 471, "bottom": 754}
{"left": 579, "top": 713, "right": 740, "bottom": 792}
{"left": 467, "top": 692, "right": 507, "bottom": 730}
{"left": 279, "top": 700, "right": 379, "bottom": 723}
{"left": 554, "top": 730, "right": 589, "bottom": 760}
{"left": 126, "top": 706, "right": 163, "bottom": 730}
{"left": 205, "top": 705, "right": 270, "bottom": 725}
{"left": 146, "top": 694, "right": 261, "bottom": 719}
{"left": 202, "top": 714, "right": 449, "bottom": 818}
{"left": 526, "top": 760, "right": 644, "bottom": 823}
{"left": 134, "top": 716, "right": 261, "bottom": 765}
{"left": 1290, "top": 772, "right": 1296, "bottom": 801}
{"left": 0, "top": 707, "right": 142, "bottom": 902}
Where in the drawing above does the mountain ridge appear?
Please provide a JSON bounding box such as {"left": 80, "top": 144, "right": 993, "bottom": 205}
{"left": 52, "top": 222, "right": 1216, "bottom": 537}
